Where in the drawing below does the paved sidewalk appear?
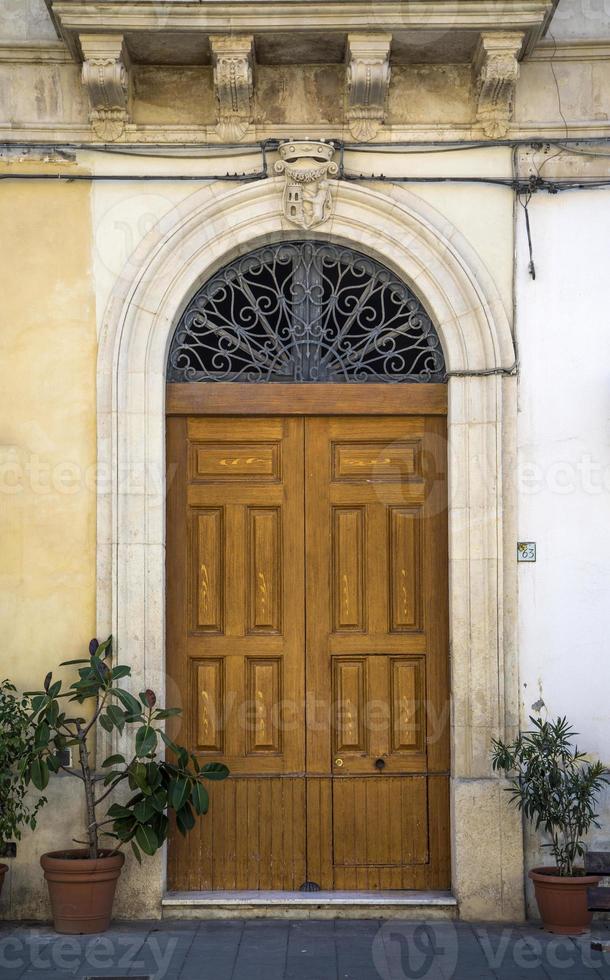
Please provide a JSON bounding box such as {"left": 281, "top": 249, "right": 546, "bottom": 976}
{"left": 1, "top": 918, "right": 610, "bottom": 980}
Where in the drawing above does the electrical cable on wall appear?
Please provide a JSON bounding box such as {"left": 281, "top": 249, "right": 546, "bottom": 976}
{"left": 518, "top": 189, "right": 537, "bottom": 280}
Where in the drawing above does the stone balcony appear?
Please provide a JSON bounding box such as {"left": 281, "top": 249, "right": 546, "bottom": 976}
{"left": 38, "top": 0, "right": 558, "bottom": 141}
{"left": 46, "top": 0, "right": 556, "bottom": 63}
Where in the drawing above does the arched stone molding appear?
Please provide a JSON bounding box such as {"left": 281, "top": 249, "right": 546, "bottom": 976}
{"left": 97, "top": 177, "right": 523, "bottom": 921}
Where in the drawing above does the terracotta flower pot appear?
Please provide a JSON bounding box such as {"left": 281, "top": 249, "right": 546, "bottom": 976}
{"left": 0, "top": 864, "right": 7, "bottom": 897}
{"left": 529, "top": 866, "right": 602, "bottom": 935}
{"left": 41, "top": 848, "right": 125, "bottom": 934}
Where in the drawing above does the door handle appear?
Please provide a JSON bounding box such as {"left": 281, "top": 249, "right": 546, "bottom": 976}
{"left": 374, "top": 757, "right": 386, "bottom": 771}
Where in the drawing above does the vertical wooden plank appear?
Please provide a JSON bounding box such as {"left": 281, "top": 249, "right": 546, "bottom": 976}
{"left": 235, "top": 779, "right": 249, "bottom": 889}
{"left": 270, "top": 777, "right": 283, "bottom": 888}
{"left": 294, "top": 778, "right": 307, "bottom": 889}
{"left": 259, "top": 778, "right": 273, "bottom": 890}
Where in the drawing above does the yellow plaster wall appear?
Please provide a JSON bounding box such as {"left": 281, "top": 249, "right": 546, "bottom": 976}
{"left": 0, "top": 168, "right": 97, "bottom": 689}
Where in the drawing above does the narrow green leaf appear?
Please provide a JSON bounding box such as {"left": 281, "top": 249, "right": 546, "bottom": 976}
{"left": 108, "top": 803, "right": 134, "bottom": 819}
{"left": 30, "top": 758, "right": 49, "bottom": 791}
{"left": 169, "top": 777, "right": 189, "bottom": 811}
{"left": 150, "top": 790, "right": 167, "bottom": 813}
{"left": 176, "top": 801, "right": 195, "bottom": 835}
{"left": 135, "top": 824, "right": 158, "bottom": 856}
{"left": 34, "top": 721, "right": 50, "bottom": 748}
{"left": 133, "top": 798, "right": 155, "bottom": 823}
{"left": 191, "top": 781, "right": 209, "bottom": 815}
{"left": 114, "top": 688, "right": 142, "bottom": 717}
{"left": 30, "top": 694, "right": 47, "bottom": 714}
{"left": 99, "top": 713, "right": 113, "bottom": 733}
{"left": 200, "top": 762, "right": 230, "bottom": 781}
{"left": 102, "top": 754, "right": 126, "bottom": 768}
{"left": 131, "top": 761, "right": 152, "bottom": 795}
{"left": 135, "top": 726, "right": 157, "bottom": 757}
{"left": 131, "top": 840, "right": 142, "bottom": 864}
{"left": 106, "top": 704, "right": 126, "bottom": 733}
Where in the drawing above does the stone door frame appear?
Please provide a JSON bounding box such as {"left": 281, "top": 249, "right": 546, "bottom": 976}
{"left": 97, "top": 177, "right": 523, "bottom": 920}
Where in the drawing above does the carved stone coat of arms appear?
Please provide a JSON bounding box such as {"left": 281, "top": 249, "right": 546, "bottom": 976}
{"left": 275, "top": 141, "right": 339, "bottom": 230}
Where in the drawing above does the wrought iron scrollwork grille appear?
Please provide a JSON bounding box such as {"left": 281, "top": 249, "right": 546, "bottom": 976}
{"left": 167, "top": 241, "right": 446, "bottom": 383}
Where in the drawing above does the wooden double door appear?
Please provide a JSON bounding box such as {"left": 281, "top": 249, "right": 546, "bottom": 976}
{"left": 167, "top": 401, "right": 449, "bottom": 891}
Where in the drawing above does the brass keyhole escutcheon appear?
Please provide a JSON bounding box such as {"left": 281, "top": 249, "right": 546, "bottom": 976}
{"left": 374, "top": 757, "right": 386, "bottom": 771}
{"left": 335, "top": 758, "right": 344, "bottom": 768}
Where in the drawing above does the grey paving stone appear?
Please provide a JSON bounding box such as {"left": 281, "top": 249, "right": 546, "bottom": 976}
{"left": 231, "top": 922, "right": 289, "bottom": 980}
{"left": 4, "top": 919, "right": 610, "bottom": 980}
{"left": 284, "top": 922, "right": 337, "bottom": 980}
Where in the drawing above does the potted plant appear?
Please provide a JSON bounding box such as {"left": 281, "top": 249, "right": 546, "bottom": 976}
{"left": 0, "top": 680, "right": 47, "bottom": 897}
{"left": 25, "top": 637, "right": 229, "bottom": 934}
{"left": 492, "top": 715, "right": 609, "bottom": 934}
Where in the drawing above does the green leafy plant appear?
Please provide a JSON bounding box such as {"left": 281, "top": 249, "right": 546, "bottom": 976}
{"left": 492, "top": 715, "right": 610, "bottom": 876}
{"left": 24, "top": 637, "right": 229, "bottom": 862}
{"left": 0, "top": 680, "right": 47, "bottom": 848}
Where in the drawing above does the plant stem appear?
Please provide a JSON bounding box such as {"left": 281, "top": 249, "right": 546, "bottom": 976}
{"left": 76, "top": 723, "right": 98, "bottom": 859}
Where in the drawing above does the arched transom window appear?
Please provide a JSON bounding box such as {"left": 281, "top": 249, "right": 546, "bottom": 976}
{"left": 167, "top": 241, "right": 446, "bottom": 383}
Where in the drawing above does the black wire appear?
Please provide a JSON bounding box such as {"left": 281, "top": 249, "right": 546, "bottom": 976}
{"left": 518, "top": 190, "right": 536, "bottom": 280}
{"left": 6, "top": 136, "right": 610, "bottom": 155}
{"left": 2, "top": 172, "right": 610, "bottom": 193}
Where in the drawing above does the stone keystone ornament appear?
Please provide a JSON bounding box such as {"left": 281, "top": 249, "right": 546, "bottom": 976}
{"left": 275, "top": 140, "right": 339, "bottom": 230}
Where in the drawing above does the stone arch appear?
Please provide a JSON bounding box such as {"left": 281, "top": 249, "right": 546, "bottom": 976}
{"left": 97, "top": 177, "right": 522, "bottom": 921}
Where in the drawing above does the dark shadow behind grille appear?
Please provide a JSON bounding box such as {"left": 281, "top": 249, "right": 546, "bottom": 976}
{"left": 167, "top": 242, "right": 446, "bottom": 383}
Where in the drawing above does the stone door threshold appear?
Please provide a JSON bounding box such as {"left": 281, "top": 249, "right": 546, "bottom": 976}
{"left": 162, "top": 890, "right": 458, "bottom": 920}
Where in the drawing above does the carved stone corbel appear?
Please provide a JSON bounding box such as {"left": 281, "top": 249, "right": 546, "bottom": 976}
{"left": 80, "top": 34, "right": 130, "bottom": 141}
{"left": 346, "top": 34, "right": 392, "bottom": 142}
{"left": 211, "top": 35, "right": 254, "bottom": 142}
{"left": 473, "top": 32, "right": 524, "bottom": 138}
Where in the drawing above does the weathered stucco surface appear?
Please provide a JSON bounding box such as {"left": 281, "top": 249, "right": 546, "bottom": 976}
{"left": 0, "top": 0, "right": 56, "bottom": 41}
{"left": 2, "top": 45, "right": 610, "bottom": 139}
{"left": 0, "top": 165, "right": 96, "bottom": 917}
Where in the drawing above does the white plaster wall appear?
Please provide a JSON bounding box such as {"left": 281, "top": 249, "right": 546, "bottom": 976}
{"left": 516, "top": 189, "right": 610, "bottom": 899}
{"left": 0, "top": 0, "right": 57, "bottom": 41}
{"left": 551, "top": 0, "right": 610, "bottom": 40}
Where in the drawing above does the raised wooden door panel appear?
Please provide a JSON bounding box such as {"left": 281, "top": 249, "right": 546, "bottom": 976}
{"left": 166, "top": 416, "right": 306, "bottom": 890}
{"left": 305, "top": 416, "right": 450, "bottom": 889}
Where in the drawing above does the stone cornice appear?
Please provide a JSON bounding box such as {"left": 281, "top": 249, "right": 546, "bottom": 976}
{"left": 5, "top": 37, "right": 610, "bottom": 68}
{"left": 47, "top": 1, "right": 555, "bottom": 59}
{"left": 0, "top": 42, "right": 71, "bottom": 63}
{"left": 528, "top": 40, "right": 610, "bottom": 61}
{"left": 3, "top": 119, "right": 610, "bottom": 145}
